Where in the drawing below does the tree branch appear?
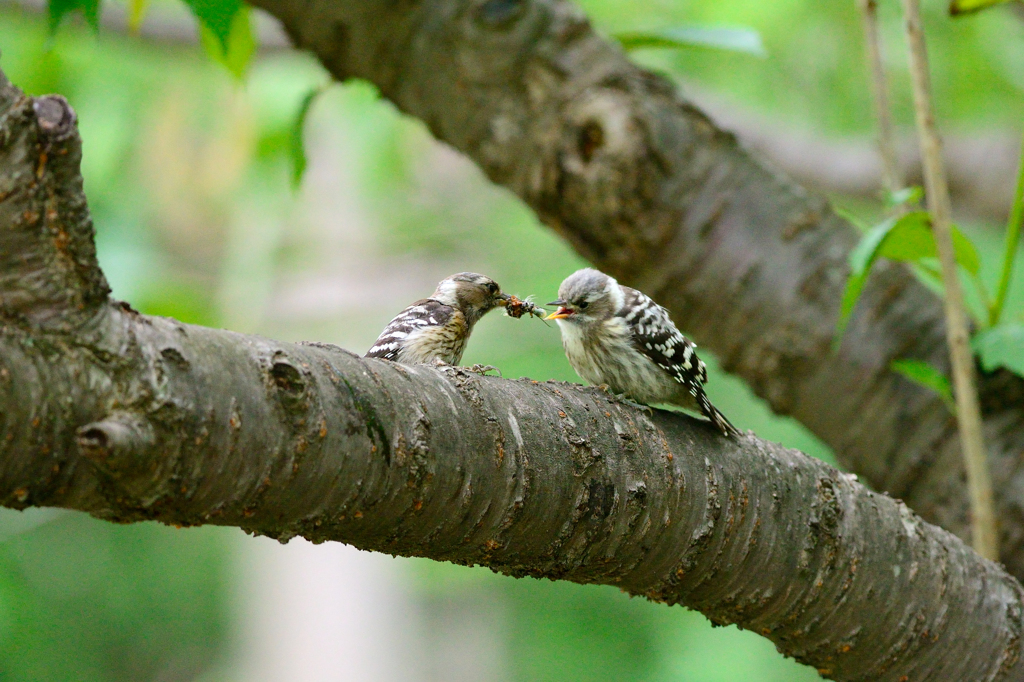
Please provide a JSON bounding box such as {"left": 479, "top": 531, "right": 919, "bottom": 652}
{"left": 902, "top": 0, "right": 997, "bottom": 559}
{"left": 233, "top": 0, "right": 1024, "bottom": 576}
{"left": 858, "top": 0, "right": 903, "bottom": 199}
{"left": 7, "top": 0, "right": 1021, "bottom": 224}
{"left": 2, "top": 70, "right": 1024, "bottom": 680}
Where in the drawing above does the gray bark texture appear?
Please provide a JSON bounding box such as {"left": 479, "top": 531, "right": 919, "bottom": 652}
{"left": 238, "top": 0, "right": 1024, "bottom": 576}
{"left": 2, "top": 66, "right": 1024, "bottom": 682}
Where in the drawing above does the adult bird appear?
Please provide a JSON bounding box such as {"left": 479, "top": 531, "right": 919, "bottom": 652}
{"left": 366, "top": 272, "right": 510, "bottom": 365}
{"left": 546, "top": 268, "right": 738, "bottom": 437}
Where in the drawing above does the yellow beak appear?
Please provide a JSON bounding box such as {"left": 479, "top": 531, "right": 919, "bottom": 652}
{"left": 545, "top": 307, "right": 573, "bottom": 320}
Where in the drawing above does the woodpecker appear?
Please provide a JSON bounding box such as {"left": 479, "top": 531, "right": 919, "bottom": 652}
{"left": 546, "top": 268, "right": 739, "bottom": 437}
{"left": 366, "top": 272, "right": 510, "bottom": 365}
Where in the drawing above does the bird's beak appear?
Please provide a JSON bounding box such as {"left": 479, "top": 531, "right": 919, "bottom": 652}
{"left": 544, "top": 300, "right": 573, "bottom": 320}
{"left": 495, "top": 292, "right": 512, "bottom": 305}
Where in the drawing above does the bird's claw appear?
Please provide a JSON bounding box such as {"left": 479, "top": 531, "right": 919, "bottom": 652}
{"left": 431, "top": 358, "right": 451, "bottom": 368}
{"left": 467, "top": 364, "right": 502, "bottom": 377}
{"left": 608, "top": 393, "right": 652, "bottom": 414}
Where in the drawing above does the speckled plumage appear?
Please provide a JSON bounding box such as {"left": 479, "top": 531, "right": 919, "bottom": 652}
{"left": 550, "top": 268, "right": 738, "bottom": 437}
{"left": 366, "top": 273, "right": 505, "bottom": 366}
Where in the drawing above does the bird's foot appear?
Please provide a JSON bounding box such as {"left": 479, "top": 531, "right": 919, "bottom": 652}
{"left": 597, "top": 384, "right": 611, "bottom": 393}
{"left": 607, "top": 392, "right": 652, "bottom": 414}
{"left": 467, "top": 363, "right": 502, "bottom": 377}
{"left": 430, "top": 358, "right": 451, "bottom": 368}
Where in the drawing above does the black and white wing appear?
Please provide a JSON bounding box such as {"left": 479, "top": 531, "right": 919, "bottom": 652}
{"left": 366, "top": 299, "right": 455, "bottom": 361}
{"left": 618, "top": 287, "right": 738, "bottom": 437}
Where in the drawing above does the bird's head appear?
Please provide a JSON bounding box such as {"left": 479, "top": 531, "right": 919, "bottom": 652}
{"left": 546, "top": 268, "right": 622, "bottom": 326}
{"left": 432, "top": 272, "right": 509, "bottom": 324}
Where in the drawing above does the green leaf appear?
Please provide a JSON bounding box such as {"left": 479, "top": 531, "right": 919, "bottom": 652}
{"left": 128, "top": 0, "right": 150, "bottom": 33}
{"left": 836, "top": 211, "right": 982, "bottom": 338}
{"left": 949, "top": 0, "right": 1012, "bottom": 15}
{"left": 876, "top": 211, "right": 934, "bottom": 262}
{"left": 614, "top": 26, "right": 766, "bottom": 57}
{"left": 990, "top": 128, "right": 1024, "bottom": 326}
{"left": 972, "top": 323, "right": 1024, "bottom": 377}
{"left": 873, "top": 212, "right": 980, "bottom": 274}
{"left": 836, "top": 213, "right": 901, "bottom": 338}
{"left": 290, "top": 86, "right": 325, "bottom": 190}
{"left": 891, "top": 359, "right": 955, "bottom": 411}
{"left": 834, "top": 206, "right": 871, "bottom": 233}
{"left": 884, "top": 186, "right": 923, "bottom": 209}
{"left": 47, "top": 0, "right": 101, "bottom": 32}
{"left": 951, "top": 229, "right": 982, "bottom": 276}
{"left": 183, "top": 0, "right": 243, "bottom": 54}
{"left": 911, "top": 261, "right": 945, "bottom": 295}
{"left": 197, "top": 4, "right": 255, "bottom": 80}
{"left": 836, "top": 274, "right": 866, "bottom": 339}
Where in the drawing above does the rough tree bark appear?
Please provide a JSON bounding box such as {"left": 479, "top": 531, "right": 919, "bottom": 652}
{"left": 2, "top": 70, "right": 1024, "bottom": 682}
{"left": 236, "top": 0, "right": 1024, "bottom": 576}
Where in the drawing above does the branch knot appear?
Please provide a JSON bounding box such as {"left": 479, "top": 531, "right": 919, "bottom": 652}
{"left": 33, "top": 96, "right": 76, "bottom": 141}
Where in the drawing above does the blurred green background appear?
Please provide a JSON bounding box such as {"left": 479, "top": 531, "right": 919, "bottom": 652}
{"left": 0, "top": 0, "right": 1021, "bottom": 679}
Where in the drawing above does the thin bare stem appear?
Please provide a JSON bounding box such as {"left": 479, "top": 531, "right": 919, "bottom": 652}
{"left": 901, "top": 0, "right": 998, "bottom": 560}
{"left": 858, "top": 0, "right": 904, "bottom": 204}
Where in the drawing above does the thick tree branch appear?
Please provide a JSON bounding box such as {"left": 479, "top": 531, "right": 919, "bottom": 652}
{"left": 7, "top": 0, "right": 1021, "bottom": 224}
{"left": 1, "top": 72, "right": 1024, "bottom": 680}
{"left": 0, "top": 91, "right": 109, "bottom": 328}
{"left": 235, "top": 0, "right": 1024, "bottom": 576}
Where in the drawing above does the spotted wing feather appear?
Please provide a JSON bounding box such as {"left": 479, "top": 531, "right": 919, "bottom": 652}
{"left": 366, "top": 299, "right": 455, "bottom": 361}
{"left": 618, "top": 287, "right": 738, "bottom": 436}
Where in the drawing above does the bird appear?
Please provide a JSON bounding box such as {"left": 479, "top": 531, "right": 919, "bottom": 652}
{"left": 366, "top": 272, "right": 510, "bottom": 365}
{"left": 545, "top": 268, "right": 739, "bottom": 437}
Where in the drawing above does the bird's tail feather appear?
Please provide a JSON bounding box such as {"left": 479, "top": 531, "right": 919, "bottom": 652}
{"left": 695, "top": 391, "right": 740, "bottom": 438}
{"left": 709, "top": 405, "right": 741, "bottom": 438}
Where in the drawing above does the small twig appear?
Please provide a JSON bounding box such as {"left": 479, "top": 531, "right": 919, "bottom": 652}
{"left": 902, "top": 0, "right": 998, "bottom": 560}
{"left": 991, "top": 128, "right": 1024, "bottom": 326}
{"left": 858, "top": 0, "right": 904, "bottom": 206}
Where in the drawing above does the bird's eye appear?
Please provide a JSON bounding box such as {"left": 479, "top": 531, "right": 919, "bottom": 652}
{"left": 578, "top": 301, "right": 590, "bottom": 310}
{"left": 487, "top": 282, "right": 498, "bottom": 294}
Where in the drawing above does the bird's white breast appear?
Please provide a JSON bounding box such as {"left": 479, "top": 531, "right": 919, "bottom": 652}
{"left": 558, "top": 317, "right": 676, "bottom": 403}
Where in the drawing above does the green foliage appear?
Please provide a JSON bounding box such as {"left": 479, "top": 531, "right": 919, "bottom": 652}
{"left": 134, "top": 280, "right": 221, "bottom": 327}
{"left": 127, "top": 0, "right": 149, "bottom": 33}
{"left": 833, "top": 206, "right": 871, "bottom": 233}
{"left": 614, "top": 26, "right": 766, "bottom": 56}
{"left": 885, "top": 186, "right": 924, "bottom": 211}
{"left": 891, "top": 359, "right": 955, "bottom": 411}
{"left": 197, "top": 3, "right": 256, "bottom": 80}
{"left": 949, "top": 0, "right": 1013, "bottom": 16}
{"left": 290, "top": 86, "right": 326, "bottom": 190}
{"left": 832, "top": 136, "right": 1022, "bottom": 383}
{"left": 837, "top": 211, "right": 981, "bottom": 337}
{"left": 182, "top": 0, "right": 243, "bottom": 53}
{"left": 46, "top": 0, "right": 100, "bottom": 33}
{"left": 991, "top": 130, "right": 1024, "bottom": 326}
{"left": 0, "top": 513, "right": 230, "bottom": 682}
{"left": 585, "top": 0, "right": 1024, "bottom": 136}
{"left": 503, "top": 580, "right": 656, "bottom": 682}
{"left": 973, "top": 323, "right": 1024, "bottom": 376}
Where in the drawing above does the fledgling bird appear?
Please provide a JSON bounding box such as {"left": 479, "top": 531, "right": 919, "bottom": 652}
{"left": 366, "top": 272, "right": 509, "bottom": 365}
{"left": 546, "top": 268, "right": 739, "bottom": 437}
